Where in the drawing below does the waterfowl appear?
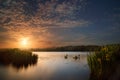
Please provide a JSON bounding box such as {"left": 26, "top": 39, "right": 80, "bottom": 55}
{"left": 64, "top": 54, "right": 68, "bottom": 59}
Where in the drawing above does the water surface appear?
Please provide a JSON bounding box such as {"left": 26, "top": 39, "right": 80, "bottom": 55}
{"left": 0, "top": 52, "right": 90, "bottom": 80}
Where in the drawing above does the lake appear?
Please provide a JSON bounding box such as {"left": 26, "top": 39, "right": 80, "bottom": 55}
{"left": 0, "top": 52, "right": 90, "bottom": 80}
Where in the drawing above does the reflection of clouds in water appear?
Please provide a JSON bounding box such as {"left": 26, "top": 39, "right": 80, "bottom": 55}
{"left": 33, "top": 52, "right": 90, "bottom": 80}
{"left": 34, "top": 52, "right": 89, "bottom": 67}
{"left": 0, "top": 52, "right": 90, "bottom": 80}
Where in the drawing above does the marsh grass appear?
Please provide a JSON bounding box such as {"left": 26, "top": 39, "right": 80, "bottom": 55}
{"left": 87, "top": 44, "right": 120, "bottom": 80}
{"left": 0, "top": 48, "right": 38, "bottom": 69}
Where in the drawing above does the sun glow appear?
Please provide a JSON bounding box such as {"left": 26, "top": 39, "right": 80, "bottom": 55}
{"left": 21, "top": 38, "right": 28, "bottom": 45}
{"left": 19, "top": 37, "right": 30, "bottom": 48}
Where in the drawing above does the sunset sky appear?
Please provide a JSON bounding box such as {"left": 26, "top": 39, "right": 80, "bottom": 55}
{"left": 0, "top": 0, "right": 120, "bottom": 48}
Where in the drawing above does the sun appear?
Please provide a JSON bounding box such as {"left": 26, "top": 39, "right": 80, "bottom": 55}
{"left": 19, "top": 37, "right": 29, "bottom": 48}
{"left": 21, "top": 38, "right": 28, "bottom": 45}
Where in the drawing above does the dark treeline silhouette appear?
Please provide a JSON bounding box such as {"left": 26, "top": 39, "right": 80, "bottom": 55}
{"left": 31, "top": 45, "right": 101, "bottom": 51}
{"left": 0, "top": 49, "right": 38, "bottom": 70}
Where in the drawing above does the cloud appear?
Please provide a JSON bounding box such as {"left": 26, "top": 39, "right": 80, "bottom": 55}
{"left": 0, "top": 0, "right": 89, "bottom": 48}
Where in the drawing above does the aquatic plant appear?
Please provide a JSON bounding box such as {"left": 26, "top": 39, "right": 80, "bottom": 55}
{"left": 87, "top": 44, "right": 120, "bottom": 80}
{"left": 0, "top": 48, "right": 38, "bottom": 69}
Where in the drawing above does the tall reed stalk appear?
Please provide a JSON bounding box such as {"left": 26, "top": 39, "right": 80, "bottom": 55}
{"left": 87, "top": 44, "right": 120, "bottom": 80}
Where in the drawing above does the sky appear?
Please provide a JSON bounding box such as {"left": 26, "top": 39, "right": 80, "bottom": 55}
{"left": 0, "top": 0, "right": 120, "bottom": 48}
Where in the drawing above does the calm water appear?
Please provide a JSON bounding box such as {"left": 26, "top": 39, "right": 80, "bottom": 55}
{"left": 0, "top": 52, "right": 90, "bottom": 80}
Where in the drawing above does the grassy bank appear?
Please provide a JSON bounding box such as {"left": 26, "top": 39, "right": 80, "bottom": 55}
{"left": 0, "top": 49, "right": 38, "bottom": 69}
{"left": 87, "top": 44, "right": 120, "bottom": 80}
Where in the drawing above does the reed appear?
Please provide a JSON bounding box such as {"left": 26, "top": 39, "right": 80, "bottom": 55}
{"left": 87, "top": 44, "right": 120, "bottom": 80}
{"left": 0, "top": 48, "right": 38, "bottom": 69}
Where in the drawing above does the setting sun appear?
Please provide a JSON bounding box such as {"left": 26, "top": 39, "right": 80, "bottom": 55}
{"left": 19, "top": 37, "right": 30, "bottom": 48}
{"left": 21, "top": 38, "right": 28, "bottom": 45}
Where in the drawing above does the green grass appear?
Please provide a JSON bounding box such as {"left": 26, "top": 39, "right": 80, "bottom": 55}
{"left": 0, "top": 48, "right": 38, "bottom": 69}
{"left": 87, "top": 44, "right": 120, "bottom": 80}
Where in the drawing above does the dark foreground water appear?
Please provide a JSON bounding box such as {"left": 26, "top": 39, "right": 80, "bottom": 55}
{"left": 0, "top": 52, "right": 90, "bottom": 80}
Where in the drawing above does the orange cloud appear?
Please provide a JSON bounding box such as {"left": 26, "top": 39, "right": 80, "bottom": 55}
{"left": 0, "top": 0, "right": 90, "bottom": 48}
